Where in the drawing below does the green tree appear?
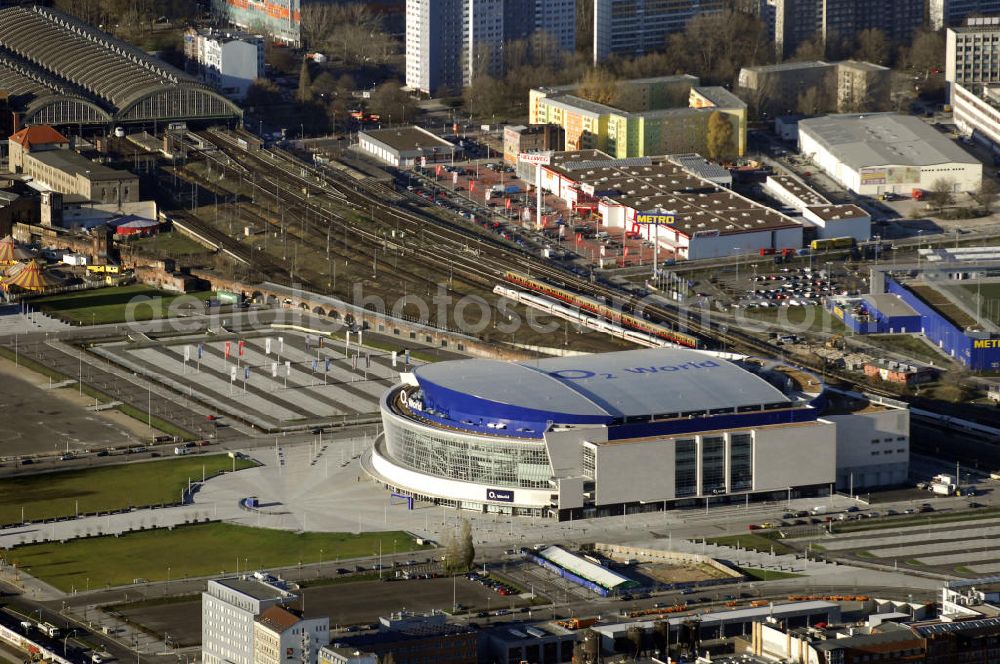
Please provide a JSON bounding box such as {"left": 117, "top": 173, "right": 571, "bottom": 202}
{"left": 443, "top": 519, "right": 475, "bottom": 574}
{"left": 368, "top": 81, "right": 418, "bottom": 124}
{"left": 296, "top": 59, "right": 314, "bottom": 103}
{"left": 458, "top": 518, "right": 475, "bottom": 570}
{"left": 705, "top": 111, "right": 734, "bottom": 160}
{"left": 576, "top": 68, "right": 620, "bottom": 106}
{"left": 244, "top": 79, "right": 280, "bottom": 108}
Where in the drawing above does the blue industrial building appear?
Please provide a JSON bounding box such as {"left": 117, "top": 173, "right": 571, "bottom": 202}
{"left": 828, "top": 294, "right": 921, "bottom": 334}
{"left": 885, "top": 276, "right": 1000, "bottom": 371}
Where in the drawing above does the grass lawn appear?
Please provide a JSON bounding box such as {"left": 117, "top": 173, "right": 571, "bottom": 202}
{"left": 743, "top": 305, "right": 847, "bottom": 334}
{"left": 130, "top": 233, "right": 212, "bottom": 256}
{"left": 0, "top": 454, "right": 255, "bottom": 525}
{"left": 705, "top": 533, "right": 795, "bottom": 556}
{"left": 860, "top": 334, "right": 950, "bottom": 366}
{"left": 740, "top": 568, "right": 803, "bottom": 581}
{"left": 6, "top": 523, "right": 429, "bottom": 592}
{"left": 30, "top": 285, "right": 213, "bottom": 325}
{"left": 940, "top": 283, "right": 1000, "bottom": 327}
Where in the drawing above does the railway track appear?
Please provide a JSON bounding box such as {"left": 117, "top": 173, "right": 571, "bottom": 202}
{"left": 186, "top": 129, "right": 945, "bottom": 405}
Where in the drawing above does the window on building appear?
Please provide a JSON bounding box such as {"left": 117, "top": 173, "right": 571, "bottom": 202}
{"left": 701, "top": 436, "right": 726, "bottom": 494}
{"left": 674, "top": 439, "right": 697, "bottom": 497}
{"left": 730, "top": 433, "right": 753, "bottom": 492}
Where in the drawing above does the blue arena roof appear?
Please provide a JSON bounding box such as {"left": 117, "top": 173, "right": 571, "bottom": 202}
{"left": 412, "top": 349, "right": 793, "bottom": 434}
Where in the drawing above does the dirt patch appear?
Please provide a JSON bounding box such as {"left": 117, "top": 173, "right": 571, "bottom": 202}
{"left": 640, "top": 561, "right": 733, "bottom": 584}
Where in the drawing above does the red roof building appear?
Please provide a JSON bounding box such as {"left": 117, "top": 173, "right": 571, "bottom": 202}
{"left": 9, "top": 125, "right": 69, "bottom": 151}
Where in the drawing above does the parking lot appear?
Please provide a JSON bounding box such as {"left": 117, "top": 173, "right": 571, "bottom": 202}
{"left": 114, "top": 572, "right": 535, "bottom": 642}
{"left": 805, "top": 511, "right": 1000, "bottom": 577}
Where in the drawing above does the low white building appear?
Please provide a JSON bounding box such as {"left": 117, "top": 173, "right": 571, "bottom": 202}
{"left": 803, "top": 204, "right": 871, "bottom": 242}
{"left": 318, "top": 647, "right": 378, "bottom": 664}
{"left": 358, "top": 126, "right": 459, "bottom": 168}
{"left": 799, "top": 113, "right": 982, "bottom": 196}
{"left": 184, "top": 28, "right": 265, "bottom": 100}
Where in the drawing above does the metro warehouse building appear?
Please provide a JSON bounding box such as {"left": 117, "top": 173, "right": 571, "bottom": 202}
{"left": 365, "top": 348, "right": 909, "bottom": 519}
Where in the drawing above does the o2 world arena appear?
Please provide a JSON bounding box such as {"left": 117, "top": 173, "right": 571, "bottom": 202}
{"left": 364, "top": 348, "right": 909, "bottom": 520}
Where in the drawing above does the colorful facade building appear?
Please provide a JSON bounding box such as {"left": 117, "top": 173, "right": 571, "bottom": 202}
{"left": 529, "top": 76, "right": 746, "bottom": 159}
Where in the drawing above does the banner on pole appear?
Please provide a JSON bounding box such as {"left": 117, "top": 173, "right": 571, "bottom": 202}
{"left": 391, "top": 350, "right": 397, "bottom": 368}
{"left": 325, "top": 358, "right": 331, "bottom": 372}
{"left": 184, "top": 345, "right": 190, "bottom": 362}
{"left": 225, "top": 341, "right": 231, "bottom": 359}
{"left": 279, "top": 337, "right": 284, "bottom": 353}
{"left": 285, "top": 360, "right": 291, "bottom": 376}
{"left": 244, "top": 366, "right": 250, "bottom": 381}
{"left": 230, "top": 366, "right": 237, "bottom": 382}
{"left": 265, "top": 338, "right": 271, "bottom": 354}
{"left": 197, "top": 343, "right": 204, "bottom": 359}
{"left": 271, "top": 362, "right": 278, "bottom": 378}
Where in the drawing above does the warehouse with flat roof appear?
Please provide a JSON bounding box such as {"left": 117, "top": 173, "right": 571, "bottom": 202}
{"left": 364, "top": 347, "right": 909, "bottom": 519}
{"left": 358, "top": 126, "right": 460, "bottom": 168}
{"left": 798, "top": 113, "right": 982, "bottom": 195}
{"left": 538, "top": 151, "right": 802, "bottom": 260}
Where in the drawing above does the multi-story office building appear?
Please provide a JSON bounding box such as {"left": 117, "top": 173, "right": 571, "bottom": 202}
{"left": 529, "top": 75, "right": 747, "bottom": 159}
{"left": 947, "top": 18, "right": 1000, "bottom": 99}
{"left": 405, "top": 0, "right": 464, "bottom": 94}
{"left": 836, "top": 60, "right": 891, "bottom": 112}
{"left": 202, "top": 575, "right": 297, "bottom": 664}
{"left": 405, "top": 0, "right": 575, "bottom": 94}
{"left": 931, "top": 0, "right": 1000, "bottom": 30}
{"left": 465, "top": 0, "right": 504, "bottom": 83}
{"left": 737, "top": 59, "right": 890, "bottom": 115}
{"left": 253, "top": 606, "right": 329, "bottom": 664}
{"left": 738, "top": 61, "right": 835, "bottom": 115}
{"left": 211, "top": 0, "right": 300, "bottom": 46}
{"left": 772, "top": 0, "right": 923, "bottom": 59}
{"left": 592, "top": 0, "right": 724, "bottom": 63}
{"left": 184, "top": 28, "right": 265, "bottom": 100}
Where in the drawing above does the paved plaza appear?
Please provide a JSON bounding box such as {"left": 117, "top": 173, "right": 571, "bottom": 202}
{"left": 0, "top": 304, "right": 70, "bottom": 335}
{"left": 92, "top": 330, "right": 422, "bottom": 428}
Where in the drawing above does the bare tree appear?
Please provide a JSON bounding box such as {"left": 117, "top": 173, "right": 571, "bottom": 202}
{"left": 855, "top": 28, "right": 890, "bottom": 65}
{"left": 791, "top": 37, "right": 826, "bottom": 61}
{"left": 972, "top": 178, "right": 1000, "bottom": 212}
{"left": 300, "top": 4, "right": 339, "bottom": 50}
{"left": 928, "top": 178, "right": 955, "bottom": 210}
{"left": 907, "top": 29, "right": 946, "bottom": 78}
{"left": 323, "top": 4, "right": 398, "bottom": 67}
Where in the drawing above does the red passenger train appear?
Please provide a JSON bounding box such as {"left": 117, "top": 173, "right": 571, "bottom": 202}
{"left": 503, "top": 271, "right": 701, "bottom": 348}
